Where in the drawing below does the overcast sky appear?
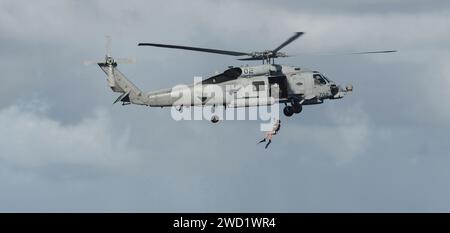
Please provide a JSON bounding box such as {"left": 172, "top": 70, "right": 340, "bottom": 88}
{"left": 0, "top": 0, "right": 450, "bottom": 212}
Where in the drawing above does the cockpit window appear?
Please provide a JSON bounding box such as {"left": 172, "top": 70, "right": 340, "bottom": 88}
{"left": 313, "top": 74, "right": 327, "bottom": 85}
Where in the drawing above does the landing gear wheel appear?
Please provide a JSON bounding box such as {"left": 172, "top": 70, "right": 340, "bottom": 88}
{"left": 283, "top": 106, "right": 294, "bottom": 117}
{"left": 211, "top": 115, "right": 219, "bottom": 123}
{"left": 292, "top": 104, "right": 302, "bottom": 114}
{"left": 175, "top": 105, "right": 183, "bottom": 113}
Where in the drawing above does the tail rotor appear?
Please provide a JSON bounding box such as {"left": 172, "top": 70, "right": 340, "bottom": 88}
{"left": 83, "top": 36, "right": 136, "bottom": 66}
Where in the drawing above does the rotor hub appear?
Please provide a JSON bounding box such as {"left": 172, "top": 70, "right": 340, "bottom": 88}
{"left": 106, "top": 56, "right": 115, "bottom": 65}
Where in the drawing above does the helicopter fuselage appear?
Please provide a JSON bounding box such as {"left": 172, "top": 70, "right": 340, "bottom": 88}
{"left": 98, "top": 61, "right": 352, "bottom": 118}
{"left": 142, "top": 64, "right": 351, "bottom": 107}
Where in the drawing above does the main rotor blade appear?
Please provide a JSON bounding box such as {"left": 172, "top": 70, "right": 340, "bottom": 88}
{"left": 350, "top": 50, "right": 397, "bottom": 54}
{"left": 237, "top": 57, "right": 264, "bottom": 61}
{"left": 290, "top": 50, "right": 398, "bottom": 56}
{"left": 138, "top": 43, "right": 250, "bottom": 56}
{"left": 272, "top": 32, "right": 304, "bottom": 53}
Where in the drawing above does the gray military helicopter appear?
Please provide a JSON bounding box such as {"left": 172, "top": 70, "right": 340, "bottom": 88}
{"left": 89, "top": 33, "right": 395, "bottom": 123}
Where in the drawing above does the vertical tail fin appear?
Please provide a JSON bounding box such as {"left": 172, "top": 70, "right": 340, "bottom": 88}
{"left": 86, "top": 37, "right": 145, "bottom": 105}
{"left": 97, "top": 56, "right": 145, "bottom": 105}
{"left": 98, "top": 61, "right": 141, "bottom": 95}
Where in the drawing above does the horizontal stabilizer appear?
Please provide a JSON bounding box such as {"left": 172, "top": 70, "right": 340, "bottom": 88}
{"left": 113, "top": 91, "right": 131, "bottom": 104}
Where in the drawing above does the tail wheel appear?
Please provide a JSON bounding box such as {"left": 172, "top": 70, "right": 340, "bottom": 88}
{"left": 211, "top": 115, "right": 220, "bottom": 123}
{"left": 283, "top": 106, "right": 294, "bottom": 117}
{"left": 175, "top": 105, "right": 183, "bottom": 113}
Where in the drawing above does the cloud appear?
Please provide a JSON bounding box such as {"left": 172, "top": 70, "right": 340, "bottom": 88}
{"left": 2, "top": 0, "right": 449, "bottom": 51}
{"left": 282, "top": 102, "right": 370, "bottom": 163}
{"left": 0, "top": 102, "right": 139, "bottom": 170}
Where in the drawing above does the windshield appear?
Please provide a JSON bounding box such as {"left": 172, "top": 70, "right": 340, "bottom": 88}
{"left": 313, "top": 74, "right": 327, "bottom": 85}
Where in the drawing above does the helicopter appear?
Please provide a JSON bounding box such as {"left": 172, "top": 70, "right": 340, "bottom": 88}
{"left": 88, "top": 33, "right": 396, "bottom": 123}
